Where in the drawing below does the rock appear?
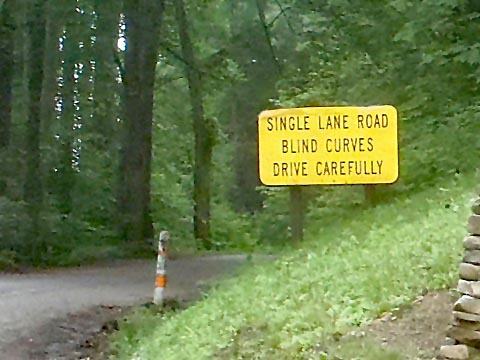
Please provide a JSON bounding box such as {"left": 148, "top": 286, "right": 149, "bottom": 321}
{"left": 464, "top": 236, "right": 480, "bottom": 250}
{"left": 463, "top": 250, "right": 480, "bottom": 265}
{"left": 457, "top": 279, "right": 480, "bottom": 298}
{"left": 468, "top": 215, "right": 480, "bottom": 236}
{"left": 459, "top": 263, "right": 480, "bottom": 281}
{"left": 453, "top": 319, "right": 480, "bottom": 331}
{"left": 439, "top": 344, "right": 469, "bottom": 359}
{"left": 439, "top": 344, "right": 480, "bottom": 359}
{"left": 454, "top": 295, "right": 480, "bottom": 315}
{"left": 444, "top": 337, "right": 457, "bottom": 345}
{"left": 447, "top": 326, "right": 480, "bottom": 347}
{"left": 454, "top": 311, "right": 480, "bottom": 322}
{"left": 472, "top": 198, "right": 480, "bottom": 216}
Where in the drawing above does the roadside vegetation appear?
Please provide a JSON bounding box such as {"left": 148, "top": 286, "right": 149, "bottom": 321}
{"left": 111, "top": 172, "right": 476, "bottom": 359}
{"left": 1, "top": 0, "right": 479, "bottom": 268}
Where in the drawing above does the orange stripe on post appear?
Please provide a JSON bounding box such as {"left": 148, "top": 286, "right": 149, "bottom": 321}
{"left": 155, "top": 274, "right": 167, "bottom": 288}
{"left": 158, "top": 249, "right": 167, "bottom": 257}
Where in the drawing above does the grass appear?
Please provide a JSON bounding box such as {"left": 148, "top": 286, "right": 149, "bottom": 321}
{"left": 326, "top": 338, "right": 404, "bottom": 360}
{"left": 111, "top": 172, "right": 478, "bottom": 360}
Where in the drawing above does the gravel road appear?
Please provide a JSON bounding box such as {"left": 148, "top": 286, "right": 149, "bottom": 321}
{"left": 0, "top": 255, "right": 251, "bottom": 359}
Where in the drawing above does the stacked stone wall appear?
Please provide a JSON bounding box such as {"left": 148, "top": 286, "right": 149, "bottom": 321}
{"left": 441, "top": 201, "right": 480, "bottom": 359}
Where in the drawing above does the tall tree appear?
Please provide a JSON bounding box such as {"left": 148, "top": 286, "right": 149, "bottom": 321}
{"left": 91, "top": 0, "right": 121, "bottom": 148}
{"left": 39, "top": 0, "right": 62, "bottom": 134}
{"left": 0, "top": 0, "right": 14, "bottom": 195}
{"left": 174, "top": 0, "right": 214, "bottom": 249}
{"left": 56, "top": 13, "right": 80, "bottom": 215}
{"left": 227, "top": 3, "right": 280, "bottom": 213}
{"left": 118, "top": 0, "right": 165, "bottom": 243}
{"left": 24, "top": 0, "right": 46, "bottom": 236}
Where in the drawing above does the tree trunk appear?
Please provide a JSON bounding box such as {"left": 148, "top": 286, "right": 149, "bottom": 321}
{"left": 24, "top": 0, "right": 46, "bottom": 236}
{"left": 364, "top": 185, "right": 378, "bottom": 206}
{"left": 175, "top": 0, "right": 214, "bottom": 250}
{"left": 118, "top": 0, "right": 164, "bottom": 243}
{"left": 289, "top": 186, "right": 304, "bottom": 243}
{"left": 0, "top": 0, "right": 14, "bottom": 195}
{"left": 92, "top": 0, "right": 121, "bottom": 147}
{"left": 39, "top": 0, "right": 62, "bottom": 134}
{"left": 57, "top": 20, "right": 78, "bottom": 215}
{"left": 227, "top": 4, "right": 279, "bottom": 214}
{"left": 230, "top": 91, "right": 264, "bottom": 213}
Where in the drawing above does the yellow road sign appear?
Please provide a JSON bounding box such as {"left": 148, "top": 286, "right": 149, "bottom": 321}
{"left": 258, "top": 106, "right": 398, "bottom": 186}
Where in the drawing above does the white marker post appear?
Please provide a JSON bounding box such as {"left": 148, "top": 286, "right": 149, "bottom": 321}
{"left": 153, "top": 230, "right": 169, "bottom": 305}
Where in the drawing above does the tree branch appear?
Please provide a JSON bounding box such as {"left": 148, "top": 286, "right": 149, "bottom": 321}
{"left": 268, "top": 9, "right": 283, "bottom": 28}
{"left": 255, "top": 0, "right": 282, "bottom": 75}
{"left": 160, "top": 42, "right": 192, "bottom": 69}
{"left": 272, "top": 0, "right": 296, "bottom": 35}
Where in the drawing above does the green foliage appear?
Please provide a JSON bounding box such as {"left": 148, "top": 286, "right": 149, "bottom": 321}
{"left": 111, "top": 173, "right": 477, "bottom": 359}
{"left": 277, "top": 1, "right": 478, "bottom": 195}
{"left": 0, "top": 197, "right": 31, "bottom": 265}
{"left": 255, "top": 187, "right": 291, "bottom": 246}
{"left": 210, "top": 203, "right": 258, "bottom": 251}
{"left": 2, "top": 0, "right": 479, "bottom": 269}
{"left": 27, "top": 211, "right": 121, "bottom": 267}
{"left": 0, "top": 249, "right": 17, "bottom": 271}
{"left": 151, "top": 76, "right": 195, "bottom": 251}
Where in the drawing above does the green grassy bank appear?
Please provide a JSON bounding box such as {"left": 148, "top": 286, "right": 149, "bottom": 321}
{"left": 111, "top": 173, "right": 478, "bottom": 359}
